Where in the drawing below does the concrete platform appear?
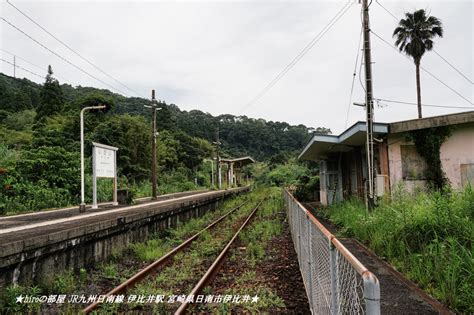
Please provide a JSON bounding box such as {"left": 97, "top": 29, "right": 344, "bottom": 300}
{"left": 0, "top": 187, "right": 249, "bottom": 289}
{"left": 0, "top": 189, "right": 207, "bottom": 231}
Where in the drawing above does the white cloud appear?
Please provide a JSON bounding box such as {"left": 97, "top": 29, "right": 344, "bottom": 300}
{"left": 1, "top": 0, "right": 472, "bottom": 134}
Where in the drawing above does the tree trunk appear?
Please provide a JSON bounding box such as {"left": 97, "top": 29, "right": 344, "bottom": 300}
{"left": 415, "top": 60, "right": 422, "bottom": 118}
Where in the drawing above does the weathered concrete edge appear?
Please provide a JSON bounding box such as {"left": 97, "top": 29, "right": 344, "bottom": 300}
{"left": 0, "top": 187, "right": 249, "bottom": 266}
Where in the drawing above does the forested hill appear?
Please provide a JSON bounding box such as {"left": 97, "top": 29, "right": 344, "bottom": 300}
{"left": 0, "top": 73, "right": 330, "bottom": 160}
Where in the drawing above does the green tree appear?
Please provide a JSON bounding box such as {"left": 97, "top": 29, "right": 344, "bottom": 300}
{"left": 36, "top": 65, "right": 65, "bottom": 121}
{"left": 92, "top": 114, "right": 151, "bottom": 181}
{"left": 32, "top": 114, "right": 77, "bottom": 150}
{"left": 393, "top": 9, "right": 443, "bottom": 118}
{"left": 16, "top": 146, "right": 80, "bottom": 194}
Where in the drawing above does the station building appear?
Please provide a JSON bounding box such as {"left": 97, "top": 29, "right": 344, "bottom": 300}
{"left": 220, "top": 156, "right": 255, "bottom": 187}
{"left": 299, "top": 111, "right": 474, "bottom": 205}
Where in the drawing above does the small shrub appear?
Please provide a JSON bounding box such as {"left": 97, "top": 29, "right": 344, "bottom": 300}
{"left": 52, "top": 270, "right": 76, "bottom": 294}
{"left": 325, "top": 186, "right": 474, "bottom": 313}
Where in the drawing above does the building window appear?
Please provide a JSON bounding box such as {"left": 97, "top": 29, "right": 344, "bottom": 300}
{"left": 461, "top": 164, "right": 474, "bottom": 186}
{"left": 401, "top": 145, "right": 427, "bottom": 180}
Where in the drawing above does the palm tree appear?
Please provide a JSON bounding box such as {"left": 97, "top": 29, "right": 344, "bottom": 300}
{"left": 393, "top": 9, "right": 443, "bottom": 118}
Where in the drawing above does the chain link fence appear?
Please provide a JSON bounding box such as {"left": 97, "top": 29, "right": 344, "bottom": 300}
{"left": 285, "top": 189, "right": 380, "bottom": 315}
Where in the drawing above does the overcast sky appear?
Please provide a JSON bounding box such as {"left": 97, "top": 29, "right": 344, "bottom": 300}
{"left": 1, "top": 0, "right": 472, "bottom": 134}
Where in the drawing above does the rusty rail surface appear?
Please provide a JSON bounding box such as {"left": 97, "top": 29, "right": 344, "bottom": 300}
{"left": 83, "top": 200, "right": 248, "bottom": 314}
{"left": 174, "top": 200, "right": 263, "bottom": 315}
{"left": 284, "top": 189, "right": 381, "bottom": 315}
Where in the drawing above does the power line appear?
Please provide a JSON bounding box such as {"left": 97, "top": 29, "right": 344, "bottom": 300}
{"left": 345, "top": 24, "right": 363, "bottom": 129}
{"left": 1, "top": 48, "right": 45, "bottom": 72}
{"left": 0, "top": 16, "right": 130, "bottom": 96}
{"left": 370, "top": 29, "right": 473, "bottom": 106}
{"left": 1, "top": 57, "right": 44, "bottom": 79}
{"left": 356, "top": 1, "right": 366, "bottom": 94}
{"left": 238, "top": 0, "right": 354, "bottom": 114}
{"left": 6, "top": 0, "right": 146, "bottom": 98}
{"left": 0, "top": 48, "right": 72, "bottom": 84}
{"left": 375, "top": 0, "right": 473, "bottom": 85}
{"left": 375, "top": 98, "right": 474, "bottom": 109}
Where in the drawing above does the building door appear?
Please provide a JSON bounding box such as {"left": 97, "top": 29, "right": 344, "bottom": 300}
{"left": 326, "top": 159, "right": 342, "bottom": 205}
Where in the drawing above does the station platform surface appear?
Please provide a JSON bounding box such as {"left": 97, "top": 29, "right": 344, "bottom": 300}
{"left": 0, "top": 189, "right": 206, "bottom": 231}
{"left": 0, "top": 188, "right": 248, "bottom": 251}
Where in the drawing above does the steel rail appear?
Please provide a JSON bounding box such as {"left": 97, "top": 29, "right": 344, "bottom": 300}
{"left": 83, "top": 200, "right": 249, "bottom": 314}
{"left": 174, "top": 200, "right": 264, "bottom": 315}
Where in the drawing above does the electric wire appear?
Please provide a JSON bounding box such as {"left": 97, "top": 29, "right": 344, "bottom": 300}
{"left": 358, "top": 51, "right": 365, "bottom": 93}
{"left": 375, "top": 0, "right": 473, "bottom": 85}
{"left": 237, "top": 0, "right": 354, "bottom": 114}
{"left": 370, "top": 29, "right": 473, "bottom": 106}
{"left": 1, "top": 48, "right": 45, "bottom": 72}
{"left": 0, "top": 16, "right": 130, "bottom": 96}
{"left": 0, "top": 48, "right": 72, "bottom": 84}
{"left": 5, "top": 0, "right": 146, "bottom": 97}
{"left": 358, "top": 5, "right": 366, "bottom": 94}
{"left": 1, "top": 57, "right": 44, "bottom": 79}
{"left": 345, "top": 25, "right": 363, "bottom": 129}
{"left": 375, "top": 98, "right": 473, "bottom": 109}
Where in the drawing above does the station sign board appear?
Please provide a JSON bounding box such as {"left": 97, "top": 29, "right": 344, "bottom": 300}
{"left": 94, "top": 145, "right": 116, "bottom": 178}
{"left": 92, "top": 142, "right": 119, "bottom": 208}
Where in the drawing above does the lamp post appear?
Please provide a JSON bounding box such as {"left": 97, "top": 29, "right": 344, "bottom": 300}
{"left": 213, "top": 129, "right": 222, "bottom": 190}
{"left": 80, "top": 105, "right": 106, "bottom": 213}
{"left": 211, "top": 158, "right": 215, "bottom": 188}
{"left": 204, "top": 159, "right": 215, "bottom": 188}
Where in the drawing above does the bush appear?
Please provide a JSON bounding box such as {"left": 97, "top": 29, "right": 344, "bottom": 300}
{"left": 323, "top": 186, "right": 474, "bottom": 313}
{"left": 255, "top": 159, "right": 313, "bottom": 188}
{"left": 16, "top": 146, "right": 80, "bottom": 194}
{"left": 1, "top": 181, "right": 74, "bottom": 214}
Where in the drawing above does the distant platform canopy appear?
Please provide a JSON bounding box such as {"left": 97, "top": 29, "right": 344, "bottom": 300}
{"left": 299, "top": 121, "right": 389, "bottom": 161}
{"left": 220, "top": 156, "right": 256, "bottom": 167}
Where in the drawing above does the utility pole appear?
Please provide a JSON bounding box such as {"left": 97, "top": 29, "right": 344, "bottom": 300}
{"left": 210, "top": 159, "right": 214, "bottom": 188}
{"left": 362, "top": 0, "right": 376, "bottom": 210}
{"left": 145, "top": 89, "right": 161, "bottom": 200}
{"left": 13, "top": 56, "right": 16, "bottom": 78}
{"left": 213, "top": 128, "right": 222, "bottom": 189}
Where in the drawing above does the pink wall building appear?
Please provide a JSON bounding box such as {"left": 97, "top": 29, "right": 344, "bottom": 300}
{"left": 300, "top": 111, "right": 474, "bottom": 205}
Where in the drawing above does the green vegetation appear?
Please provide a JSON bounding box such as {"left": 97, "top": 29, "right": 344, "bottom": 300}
{"left": 393, "top": 9, "right": 443, "bottom": 118}
{"left": 200, "top": 187, "right": 286, "bottom": 313}
{"left": 253, "top": 158, "right": 319, "bottom": 201}
{"left": 321, "top": 186, "right": 474, "bottom": 313}
{"left": 0, "top": 193, "right": 251, "bottom": 313}
{"left": 2, "top": 190, "right": 290, "bottom": 313}
{"left": 110, "top": 191, "right": 263, "bottom": 312}
{"left": 406, "top": 126, "right": 451, "bottom": 189}
{"left": 0, "top": 285, "right": 42, "bottom": 314}
{"left": 0, "top": 70, "right": 328, "bottom": 214}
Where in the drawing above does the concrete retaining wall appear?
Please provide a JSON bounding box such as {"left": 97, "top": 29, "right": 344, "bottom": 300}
{"left": 0, "top": 187, "right": 249, "bottom": 289}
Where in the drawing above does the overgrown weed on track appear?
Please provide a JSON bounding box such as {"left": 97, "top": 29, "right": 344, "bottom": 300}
{"left": 119, "top": 192, "right": 259, "bottom": 313}
{"left": 0, "top": 191, "right": 251, "bottom": 314}
{"left": 197, "top": 187, "right": 287, "bottom": 313}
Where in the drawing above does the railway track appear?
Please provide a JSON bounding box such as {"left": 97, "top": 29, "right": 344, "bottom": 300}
{"left": 83, "top": 199, "right": 263, "bottom": 314}
{"left": 174, "top": 200, "right": 263, "bottom": 314}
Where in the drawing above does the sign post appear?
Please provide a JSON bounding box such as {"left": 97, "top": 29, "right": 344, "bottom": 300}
{"left": 92, "top": 142, "right": 118, "bottom": 209}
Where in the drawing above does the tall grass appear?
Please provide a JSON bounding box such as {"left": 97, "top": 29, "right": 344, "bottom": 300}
{"left": 321, "top": 186, "right": 473, "bottom": 313}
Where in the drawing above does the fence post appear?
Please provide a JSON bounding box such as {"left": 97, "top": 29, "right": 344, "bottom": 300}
{"left": 306, "top": 216, "right": 313, "bottom": 310}
{"left": 297, "top": 203, "right": 302, "bottom": 262}
{"left": 329, "top": 238, "right": 339, "bottom": 315}
{"left": 363, "top": 273, "right": 381, "bottom": 315}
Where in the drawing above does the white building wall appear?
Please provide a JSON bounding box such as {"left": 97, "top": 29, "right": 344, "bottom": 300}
{"left": 388, "top": 134, "right": 422, "bottom": 191}
{"left": 440, "top": 123, "right": 474, "bottom": 189}
{"left": 388, "top": 123, "right": 474, "bottom": 191}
